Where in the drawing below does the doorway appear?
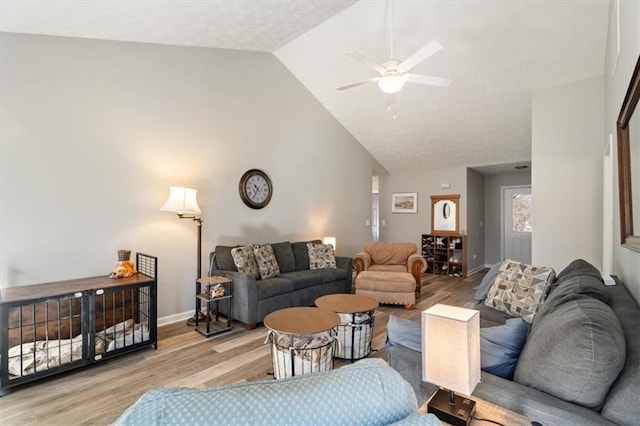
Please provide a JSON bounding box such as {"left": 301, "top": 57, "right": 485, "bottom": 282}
{"left": 372, "top": 175, "right": 379, "bottom": 241}
{"left": 502, "top": 185, "right": 532, "bottom": 263}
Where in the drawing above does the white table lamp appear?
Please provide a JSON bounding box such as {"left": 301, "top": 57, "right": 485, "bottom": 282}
{"left": 422, "top": 304, "right": 480, "bottom": 426}
{"left": 323, "top": 236, "right": 336, "bottom": 251}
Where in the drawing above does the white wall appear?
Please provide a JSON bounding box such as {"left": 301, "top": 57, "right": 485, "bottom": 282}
{"left": 531, "top": 76, "right": 604, "bottom": 272}
{"left": 466, "top": 169, "right": 485, "bottom": 273}
{"left": 604, "top": 0, "right": 640, "bottom": 303}
{"left": 483, "top": 171, "right": 532, "bottom": 265}
{"left": 0, "top": 33, "right": 386, "bottom": 319}
{"left": 379, "top": 167, "right": 467, "bottom": 248}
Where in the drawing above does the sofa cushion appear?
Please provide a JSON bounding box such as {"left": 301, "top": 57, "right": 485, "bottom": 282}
{"left": 307, "top": 243, "right": 337, "bottom": 270}
{"left": 480, "top": 318, "right": 528, "bottom": 380}
{"left": 369, "top": 264, "right": 407, "bottom": 273}
{"left": 253, "top": 244, "right": 280, "bottom": 280}
{"left": 474, "top": 262, "right": 502, "bottom": 303}
{"left": 256, "top": 277, "right": 294, "bottom": 300}
{"left": 364, "top": 242, "right": 417, "bottom": 265}
{"left": 292, "top": 240, "right": 321, "bottom": 270}
{"left": 316, "top": 267, "right": 348, "bottom": 284}
{"left": 534, "top": 275, "right": 610, "bottom": 325}
{"left": 600, "top": 278, "right": 640, "bottom": 426}
{"left": 514, "top": 293, "right": 626, "bottom": 409}
{"left": 278, "top": 270, "right": 323, "bottom": 291}
{"left": 484, "top": 260, "right": 555, "bottom": 323}
{"left": 271, "top": 241, "right": 296, "bottom": 273}
{"left": 231, "top": 246, "right": 260, "bottom": 279}
{"left": 554, "top": 258, "right": 602, "bottom": 287}
{"left": 215, "top": 245, "right": 239, "bottom": 271}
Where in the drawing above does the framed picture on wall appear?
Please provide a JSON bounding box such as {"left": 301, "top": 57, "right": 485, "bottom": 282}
{"left": 392, "top": 192, "right": 418, "bottom": 213}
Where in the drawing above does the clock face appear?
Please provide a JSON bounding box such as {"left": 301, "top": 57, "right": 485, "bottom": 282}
{"left": 239, "top": 169, "right": 272, "bottom": 209}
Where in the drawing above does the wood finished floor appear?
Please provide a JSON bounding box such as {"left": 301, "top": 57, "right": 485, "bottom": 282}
{"left": 0, "top": 271, "right": 484, "bottom": 425}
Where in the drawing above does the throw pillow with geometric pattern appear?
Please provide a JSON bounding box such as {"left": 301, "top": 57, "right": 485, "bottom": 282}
{"left": 252, "top": 244, "right": 281, "bottom": 280}
{"left": 231, "top": 245, "right": 260, "bottom": 279}
{"left": 484, "top": 260, "right": 555, "bottom": 323}
{"left": 306, "top": 243, "right": 337, "bottom": 270}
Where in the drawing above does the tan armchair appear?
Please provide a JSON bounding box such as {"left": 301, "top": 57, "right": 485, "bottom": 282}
{"left": 353, "top": 242, "right": 427, "bottom": 297}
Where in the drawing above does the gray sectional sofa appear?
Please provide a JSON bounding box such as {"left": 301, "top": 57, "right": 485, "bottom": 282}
{"left": 387, "top": 259, "right": 640, "bottom": 426}
{"left": 209, "top": 240, "right": 352, "bottom": 329}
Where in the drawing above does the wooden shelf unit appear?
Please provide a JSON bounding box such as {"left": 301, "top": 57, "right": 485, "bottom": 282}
{"left": 421, "top": 234, "right": 467, "bottom": 278}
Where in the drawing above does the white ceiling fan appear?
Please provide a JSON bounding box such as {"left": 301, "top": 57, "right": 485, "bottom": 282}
{"left": 337, "top": 1, "right": 451, "bottom": 94}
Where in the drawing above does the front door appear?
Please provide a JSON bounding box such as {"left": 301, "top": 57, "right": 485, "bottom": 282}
{"left": 503, "top": 186, "right": 532, "bottom": 263}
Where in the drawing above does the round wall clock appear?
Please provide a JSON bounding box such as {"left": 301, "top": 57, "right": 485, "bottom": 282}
{"left": 239, "top": 169, "right": 272, "bottom": 209}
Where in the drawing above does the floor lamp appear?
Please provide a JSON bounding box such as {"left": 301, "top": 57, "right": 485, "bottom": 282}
{"left": 161, "top": 185, "right": 205, "bottom": 325}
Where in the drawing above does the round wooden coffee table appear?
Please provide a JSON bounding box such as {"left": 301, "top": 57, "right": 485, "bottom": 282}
{"left": 315, "top": 294, "right": 378, "bottom": 360}
{"left": 264, "top": 307, "right": 340, "bottom": 379}
{"left": 264, "top": 307, "right": 340, "bottom": 334}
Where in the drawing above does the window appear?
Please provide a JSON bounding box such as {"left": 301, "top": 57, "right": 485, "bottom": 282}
{"left": 512, "top": 194, "right": 532, "bottom": 232}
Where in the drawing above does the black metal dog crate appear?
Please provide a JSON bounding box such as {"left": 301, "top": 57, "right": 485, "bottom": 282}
{"left": 0, "top": 253, "right": 157, "bottom": 394}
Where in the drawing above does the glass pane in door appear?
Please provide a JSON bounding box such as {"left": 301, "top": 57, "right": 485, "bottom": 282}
{"left": 512, "top": 194, "right": 532, "bottom": 232}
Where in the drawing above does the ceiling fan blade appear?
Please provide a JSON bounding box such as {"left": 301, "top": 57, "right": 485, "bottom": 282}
{"left": 397, "top": 41, "right": 443, "bottom": 73}
{"left": 346, "top": 52, "right": 387, "bottom": 75}
{"left": 404, "top": 73, "right": 451, "bottom": 88}
{"left": 336, "top": 77, "right": 381, "bottom": 91}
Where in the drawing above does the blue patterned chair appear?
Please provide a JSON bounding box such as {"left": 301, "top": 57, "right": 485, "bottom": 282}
{"left": 115, "top": 359, "right": 440, "bottom": 425}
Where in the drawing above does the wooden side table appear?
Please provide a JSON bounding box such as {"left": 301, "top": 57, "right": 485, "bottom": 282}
{"left": 420, "top": 394, "right": 531, "bottom": 426}
{"left": 194, "top": 276, "right": 232, "bottom": 337}
{"left": 315, "top": 294, "right": 378, "bottom": 360}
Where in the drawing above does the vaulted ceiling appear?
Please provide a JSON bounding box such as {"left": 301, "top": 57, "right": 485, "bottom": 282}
{"left": 0, "top": 0, "right": 609, "bottom": 173}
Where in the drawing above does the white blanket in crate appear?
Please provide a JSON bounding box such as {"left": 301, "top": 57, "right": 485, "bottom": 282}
{"left": 5, "top": 319, "right": 149, "bottom": 377}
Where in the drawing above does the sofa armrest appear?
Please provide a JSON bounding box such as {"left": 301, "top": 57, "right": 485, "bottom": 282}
{"left": 336, "top": 256, "right": 353, "bottom": 291}
{"left": 353, "top": 252, "right": 371, "bottom": 275}
{"left": 407, "top": 254, "right": 426, "bottom": 297}
{"left": 211, "top": 270, "right": 258, "bottom": 325}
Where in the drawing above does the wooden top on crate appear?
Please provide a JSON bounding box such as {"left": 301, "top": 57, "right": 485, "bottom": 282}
{"left": 0, "top": 274, "right": 155, "bottom": 304}
{"left": 315, "top": 294, "right": 378, "bottom": 314}
{"left": 264, "top": 307, "right": 340, "bottom": 335}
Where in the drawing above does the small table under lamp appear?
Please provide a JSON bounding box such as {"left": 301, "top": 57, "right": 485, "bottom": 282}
{"left": 422, "top": 304, "right": 481, "bottom": 426}
{"left": 160, "top": 185, "right": 205, "bottom": 326}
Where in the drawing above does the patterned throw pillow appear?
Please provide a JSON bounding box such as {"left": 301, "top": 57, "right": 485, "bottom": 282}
{"left": 307, "top": 243, "right": 337, "bottom": 270}
{"left": 230, "top": 246, "right": 260, "bottom": 279}
{"left": 484, "top": 260, "right": 555, "bottom": 323}
{"left": 253, "top": 244, "right": 280, "bottom": 280}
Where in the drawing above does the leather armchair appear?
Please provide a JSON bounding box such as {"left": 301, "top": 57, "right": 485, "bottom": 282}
{"left": 353, "top": 242, "right": 427, "bottom": 297}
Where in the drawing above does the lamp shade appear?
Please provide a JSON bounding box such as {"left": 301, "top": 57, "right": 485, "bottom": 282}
{"left": 323, "top": 236, "right": 336, "bottom": 250}
{"left": 422, "top": 304, "right": 480, "bottom": 396}
{"left": 160, "top": 185, "right": 201, "bottom": 215}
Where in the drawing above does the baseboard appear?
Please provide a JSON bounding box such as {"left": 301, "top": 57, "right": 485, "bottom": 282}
{"left": 158, "top": 310, "right": 193, "bottom": 326}
{"left": 467, "top": 265, "right": 487, "bottom": 276}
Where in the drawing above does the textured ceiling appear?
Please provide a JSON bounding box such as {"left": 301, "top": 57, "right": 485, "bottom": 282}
{"left": 0, "top": 0, "right": 609, "bottom": 174}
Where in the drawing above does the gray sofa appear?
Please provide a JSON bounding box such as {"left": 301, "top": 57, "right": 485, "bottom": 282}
{"left": 209, "top": 240, "right": 352, "bottom": 329}
{"left": 388, "top": 259, "right": 640, "bottom": 426}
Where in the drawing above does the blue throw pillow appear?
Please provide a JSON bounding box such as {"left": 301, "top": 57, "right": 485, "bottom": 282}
{"left": 386, "top": 315, "right": 528, "bottom": 380}
{"left": 480, "top": 318, "right": 528, "bottom": 379}
{"left": 474, "top": 262, "right": 502, "bottom": 303}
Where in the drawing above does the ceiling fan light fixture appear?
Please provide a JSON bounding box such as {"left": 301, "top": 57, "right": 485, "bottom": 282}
{"left": 378, "top": 74, "right": 405, "bottom": 94}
